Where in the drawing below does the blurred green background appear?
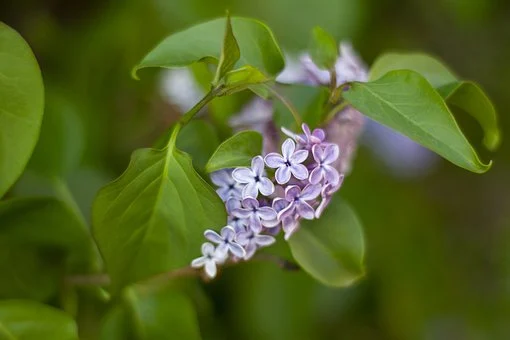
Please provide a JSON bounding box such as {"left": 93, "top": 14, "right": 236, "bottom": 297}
{"left": 2, "top": 0, "right": 509, "bottom": 339}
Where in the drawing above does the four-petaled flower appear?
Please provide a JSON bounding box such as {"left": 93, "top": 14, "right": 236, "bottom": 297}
{"left": 265, "top": 139, "right": 309, "bottom": 184}
{"left": 236, "top": 230, "right": 275, "bottom": 260}
{"left": 232, "top": 197, "right": 277, "bottom": 233}
{"left": 226, "top": 198, "right": 248, "bottom": 233}
{"left": 282, "top": 123, "right": 326, "bottom": 150}
{"left": 315, "top": 176, "right": 344, "bottom": 218}
{"left": 191, "top": 242, "right": 227, "bottom": 278}
{"left": 232, "top": 156, "right": 275, "bottom": 198}
{"left": 309, "top": 144, "right": 340, "bottom": 185}
{"left": 272, "top": 198, "right": 300, "bottom": 240}
{"left": 210, "top": 169, "right": 243, "bottom": 201}
{"left": 279, "top": 184, "right": 321, "bottom": 220}
{"left": 204, "top": 226, "right": 246, "bottom": 258}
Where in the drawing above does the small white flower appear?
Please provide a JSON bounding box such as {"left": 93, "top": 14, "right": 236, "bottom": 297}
{"left": 232, "top": 156, "right": 275, "bottom": 198}
{"left": 191, "top": 242, "right": 227, "bottom": 278}
{"left": 232, "top": 197, "right": 278, "bottom": 233}
{"left": 204, "top": 226, "right": 246, "bottom": 258}
{"left": 210, "top": 169, "right": 243, "bottom": 201}
{"left": 264, "top": 139, "right": 309, "bottom": 184}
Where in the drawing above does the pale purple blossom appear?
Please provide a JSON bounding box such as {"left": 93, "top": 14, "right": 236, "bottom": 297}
{"left": 226, "top": 198, "right": 248, "bottom": 233}
{"left": 273, "top": 198, "right": 300, "bottom": 240}
{"left": 282, "top": 123, "right": 326, "bottom": 150}
{"left": 232, "top": 197, "right": 277, "bottom": 233}
{"left": 265, "top": 139, "right": 309, "bottom": 184}
{"left": 210, "top": 169, "right": 243, "bottom": 201}
{"left": 279, "top": 184, "right": 322, "bottom": 220}
{"left": 309, "top": 144, "right": 341, "bottom": 185}
{"left": 232, "top": 156, "right": 275, "bottom": 198}
{"left": 236, "top": 230, "right": 275, "bottom": 260}
{"left": 315, "top": 176, "right": 344, "bottom": 218}
{"left": 191, "top": 242, "right": 227, "bottom": 278}
{"left": 204, "top": 226, "right": 246, "bottom": 258}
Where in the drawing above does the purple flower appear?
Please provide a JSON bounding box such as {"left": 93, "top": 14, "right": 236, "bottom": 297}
{"left": 210, "top": 169, "right": 243, "bottom": 201}
{"left": 265, "top": 139, "right": 309, "bottom": 184}
{"left": 236, "top": 230, "right": 275, "bottom": 260}
{"left": 282, "top": 123, "right": 326, "bottom": 150}
{"left": 232, "top": 197, "right": 277, "bottom": 233}
{"left": 309, "top": 144, "right": 341, "bottom": 185}
{"left": 273, "top": 198, "right": 300, "bottom": 240}
{"left": 232, "top": 156, "right": 275, "bottom": 198}
{"left": 204, "top": 226, "right": 246, "bottom": 258}
{"left": 279, "top": 184, "right": 321, "bottom": 220}
{"left": 226, "top": 198, "right": 248, "bottom": 233}
{"left": 315, "top": 176, "right": 344, "bottom": 218}
{"left": 191, "top": 242, "right": 227, "bottom": 278}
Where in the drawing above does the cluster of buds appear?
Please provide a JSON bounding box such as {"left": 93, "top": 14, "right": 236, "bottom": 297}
{"left": 191, "top": 124, "right": 344, "bottom": 278}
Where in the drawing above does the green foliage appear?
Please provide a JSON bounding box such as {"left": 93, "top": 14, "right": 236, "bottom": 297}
{"left": 0, "top": 23, "right": 44, "bottom": 197}
{"left": 100, "top": 287, "right": 201, "bottom": 340}
{"left": 288, "top": 195, "right": 365, "bottom": 287}
{"left": 177, "top": 120, "right": 220, "bottom": 172}
{"left": 132, "top": 17, "right": 284, "bottom": 79}
{"left": 438, "top": 81, "right": 500, "bottom": 150}
{"left": 309, "top": 26, "right": 338, "bottom": 70}
{"left": 369, "top": 52, "right": 457, "bottom": 88}
{"left": 0, "top": 197, "right": 96, "bottom": 301}
{"left": 222, "top": 66, "right": 271, "bottom": 95}
{"left": 0, "top": 300, "right": 78, "bottom": 339}
{"left": 205, "top": 130, "right": 263, "bottom": 173}
{"left": 213, "top": 15, "right": 240, "bottom": 84}
{"left": 92, "top": 129, "right": 226, "bottom": 294}
{"left": 343, "top": 70, "right": 491, "bottom": 173}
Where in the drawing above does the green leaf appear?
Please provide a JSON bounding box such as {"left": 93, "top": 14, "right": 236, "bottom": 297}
{"left": 222, "top": 66, "right": 271, "bottom": 95}
{"left": 205, "top": 131, "right": 263, "bottom": 173}
{"left": 133, "top": 17, "right": 284, "bottom": 79}
{"left": 438, "top": 81, "right": 501, "bottom": 151}
{"left": 100, "top": 287, "right": 201, "bottom": 340}
{"left": 343, "top": 70, "right": 491, "bottom": 173}
{"left": 309, "top": 26, "right": 338, "bottom": 70}
{"left": 0, "top": 22, "right": 44, "bottom": 197}
{"left": 27, "top": 92, "right": 84, "bottom": 178}
{"left": 93, "top": 130, "right": 226, "bottom": 293}
{"left": 213, "top": 15, "right": 240, "bottom": 84}
{"left": 0, "top": 197, "right": 96, "bottom": 301}
{"left": 369, "top": 52, "right": 457, "bottom": 88}
{"left": 0, "top": 300, "right": 78, "bottom": 340}
{"left": 288, "top": 195, "right": 365, "bottom": 287}
{"left": 177, "top": 120, "right": 220, "bottom": 171}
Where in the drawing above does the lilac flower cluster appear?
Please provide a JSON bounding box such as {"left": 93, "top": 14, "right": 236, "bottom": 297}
{"left": 191, "top": 124, "right": 344, "bottom": 278}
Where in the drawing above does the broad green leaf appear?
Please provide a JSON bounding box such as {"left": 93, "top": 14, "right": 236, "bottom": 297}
{"left": 438, "top": 81, "right": 500, "bottom": 151}
{"left": 222, "top": 66, "right": 271, "bottom": 95}
{"left": 309, "top": 26, "right": 338, "bottom": 70}
{"left": 177, "top": 120, "right": 220, "bottom": 171}
{"left": 93, "top": 132, "right": 226, "bottom": 293}
{"left": 288, "top": 195, "right": 365, "bottom": 287}
{"left": 205, "top": 131, "right": 262, "bottom": 173}
{"left": 343, "top": 70, "right": 491, "bottom": 173}
{"left": 213, "top": 15, "right": 240, "bottom": 84}
{"left": 133, "top": 17, "right": 284, "bottom": 78}
{"left": 369, "top": 52, "right": 457, "bottom": 88}
{"left": 0, "top": 22, "right": 44, "bottom": 197}
{"left": 27, "top": 92, "right": 84, "bottom": 178}
{"left": 0, "top": 197, "right": 96, "bottom": 301}
{"left": 0, "top": 300, "right": 78, "bottom": 340}
{"left": 100, "top": 287, "right": 201, "bottom": 340}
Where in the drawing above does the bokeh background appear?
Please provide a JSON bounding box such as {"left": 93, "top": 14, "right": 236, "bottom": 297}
{"left": 2, "top": 0, "right": 509, "bottom": 339}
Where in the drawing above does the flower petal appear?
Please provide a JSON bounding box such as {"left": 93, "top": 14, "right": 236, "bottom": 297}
{"left": 311, "top": 144, "right": 324, "bottom": 162}
{"left": 226, "top": 198, "right": 241, "bottom": 213}
{"left": 210, "top": 170, "right": 231, "bottom": 186}
{"left": 244, "top": 243, "right": 257, "bottom": 260}
{"left": 300, "top": 184, "right": 322, "bottom": 201}
{"left": 312, "top": 128, "right": 325, "bottom": 142}
{"left": 297, "top": 202, "right": 315, "bottom": 220}
{"left": 221, "top": 226, "right": 236, "bottom": 241}
{"left": 236, "top": 231, "right": 252, "bottom": 245}
{"left": 258, "top": 177, "right": 275, "bottom": 196}
{"left": 309, "top": 166, "right": 324, "bottom": 185}
{"left": 242, "top": 197, "right": 259, "bottom": 209}
{"left": 204, "top": 260, "right": 217, "bottom": 278}
{"left": 290, "top": 149, "right": 309, "bottom": 164}
{"left": 249, "top": 215, "right": 262, "bottom": 233}
{"left": 264, "top": 153, "right": 285, "bottom": 168}
{"left": 285, "top": 185, "right": 301, "bottom": 201}
{"left": 242, "top": 182, "right": 258, "bottom": 198}
{"left": 282, "top": 218, "right": 299, "bottom": 240}
{"left": 281, "top": 138, "right": 295, "bottom": 159}
{"left": 255, "top": 235, "right": 276, "bottom": 246}
{"left": 258, "top": 206, "right": 277, "bottom": 220}
{"left": 301, "top": 123, "right": 312, "bottom": 138}
{"left": 232, "top": 167, "right": 253, "bottom": 183}
{"left": 216, "top": 187, "right": 231, "bottom": 201}
{"left": 204, "top": 229, "right": 223, "bottom": 244}
{"left": 275, "top": 166, "right": 291, "bottom": 184}
{"left": 277, "top": 202, "right": 296, "bottom": 220}
{"left": 322, "top": 144, "right": 340, "bottom": 164}
{"left": 290, "top": 163, "right": 309, "bottom": 180}
{"left": 272, "top": 197, "right": 289, "bottom": 212}
{"left": 232, "top": 208, "right": 252, "bottom": 219}
{"left": 251, "top": 156, "right": 265, "bottom": 176}
{"left": 229, "top": 242, "right": 247, "bottom": 258}
{"left": 324, "top": 165, "right": 340, "bottom": 185}
{"left": 191, "top": 256, "right": 207, "bottom": 268}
